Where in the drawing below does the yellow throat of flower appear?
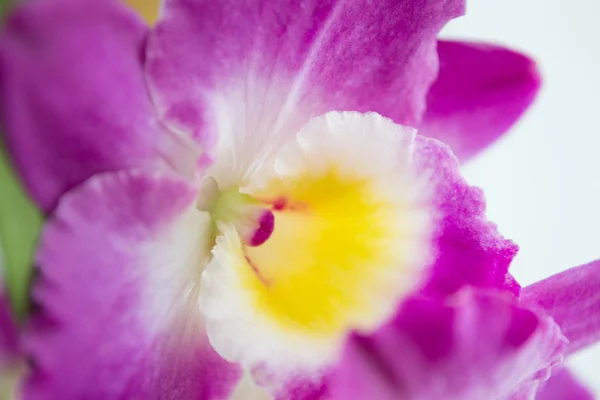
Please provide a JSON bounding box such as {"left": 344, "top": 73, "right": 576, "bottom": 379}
{"left": 244, "top": 167, "right": 412, "bottom": 337}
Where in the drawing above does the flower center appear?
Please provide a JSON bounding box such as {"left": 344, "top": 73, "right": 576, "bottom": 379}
{"left": 200, "top": 112, "right": 432, "bottom": 370}
{"left": 197, "top": 177, "right": 274, "bottom": 247}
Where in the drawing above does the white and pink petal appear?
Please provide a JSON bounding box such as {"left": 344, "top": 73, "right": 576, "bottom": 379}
{"left": 146, "top": 0, "right": 465, "bottom": 178}
{"left": 24, "top": 170, "right": 240, "bottom": 399}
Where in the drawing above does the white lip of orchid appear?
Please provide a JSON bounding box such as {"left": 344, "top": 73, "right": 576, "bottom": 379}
{"left": 197, "top": 111, "right": 433, "bottom": 382}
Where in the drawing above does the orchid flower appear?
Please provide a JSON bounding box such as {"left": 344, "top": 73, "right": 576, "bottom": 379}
{"left": 0, "top": 0, "right": 598, "bottom": 399}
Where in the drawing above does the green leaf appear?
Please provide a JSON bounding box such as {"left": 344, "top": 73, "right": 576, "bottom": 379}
{"left": 0, "top": 0, "right": 12, "bottom": 19}
{"left": 0, "top": 0, "right": 40, "bottom": 322}
{"left": 0, "top": 142, "right": 43, "bottom": 321}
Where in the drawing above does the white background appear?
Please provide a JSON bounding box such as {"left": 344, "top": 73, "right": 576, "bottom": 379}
{"left": 441, "top": 0, "right": 600, "bottom": 393}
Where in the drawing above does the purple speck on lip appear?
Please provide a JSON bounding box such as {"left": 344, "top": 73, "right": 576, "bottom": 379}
{"left": 249, "top": 210, "right": 275, "bottom": 246}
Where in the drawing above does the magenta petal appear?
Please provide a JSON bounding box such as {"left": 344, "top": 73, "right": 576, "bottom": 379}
{"left": 147, "top": 0, "right": 464, "bottom": 152}
{"left": 535, "top": 368, "right": 594, "bottom": 400}
{"left": 420, "top": 40, "right": 541, "bottom": 161}
{"left": 522, "top": 259, "right": 600, "bottom": 355}
{"left": 330, "top": 289, "right": 566, "bottom": 400}
{"left": 413, "top": 136, "right": 519, "bottom": 296}
{"left": 24, "top": 170, "right": 240, "bottom": 399}
{"left": 0, "top": 0, "right": 193, "bottom": 212}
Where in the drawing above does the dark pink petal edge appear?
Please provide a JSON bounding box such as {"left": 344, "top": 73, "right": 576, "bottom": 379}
{"left": 413, "top": 135, "right": 520, "bottom": 297}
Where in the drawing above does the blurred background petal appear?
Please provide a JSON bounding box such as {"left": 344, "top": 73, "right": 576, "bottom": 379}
{"left": 420, "top": 40, "right": 541, "bottom": 161}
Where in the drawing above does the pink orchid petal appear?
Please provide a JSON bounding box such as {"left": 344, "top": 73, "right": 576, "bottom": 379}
{"left": 146, "top": 0, "right": 464, "bottom": 154}
{"left": 413, "top": 136, "right": 519, "bottom": 296}
{"left": 24, "top": 170, "right": 240, "bottom": 399}
{"left": 420, "top": 40, "right": 541, "bottom": 161}
{"left": 535, "top": 368, "right": 594, "bottom": 400}
{"left": 329, "top": 289, "right": 566, "bottom": 400}
{"left": 0, "top": 0, "right": 194, "bottom": 212}
{"left": 522, "top": 259, "right": 600, "bottom": 355}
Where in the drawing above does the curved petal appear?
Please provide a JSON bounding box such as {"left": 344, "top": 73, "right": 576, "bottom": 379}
{"left": 522, "top": 259, "right": 600, "bottom": 355}
{"left": 329, "top": 289, "right": 567, "bottom": 400}
{"left": 413, "top": 136, "right": 520, "bottom": 296}
{"left": 535, "top": 368, "right": 594, "bottom": 400}
{"left": 146, "top": 0, "right": 464, "bottom": 165}
{"left": 0, "top": 0, "right": 196, "bottom": 212}
{"left": 420, "top": 40, "right": 541, "bottom": 161}
{"left": 24, "top": 170, "right": 240, "bottom": 399}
